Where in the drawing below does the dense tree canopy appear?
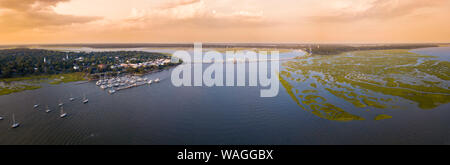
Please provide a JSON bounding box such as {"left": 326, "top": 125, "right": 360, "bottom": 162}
{"left": 0, "top": 48, "right": 170, "bottom": 78}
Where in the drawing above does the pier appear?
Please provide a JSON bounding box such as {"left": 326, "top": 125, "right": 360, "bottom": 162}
{"left": 116, "top": 82, "right": 148, "bottom": 91}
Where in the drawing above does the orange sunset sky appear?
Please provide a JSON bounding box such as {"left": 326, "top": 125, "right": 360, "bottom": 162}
{"left": 0, "top": 0, "right": 449, "bottom": 44}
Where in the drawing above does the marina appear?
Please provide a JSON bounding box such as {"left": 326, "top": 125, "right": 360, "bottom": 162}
{"left": 95, "top": 75, "right": 161, "bottom": 94}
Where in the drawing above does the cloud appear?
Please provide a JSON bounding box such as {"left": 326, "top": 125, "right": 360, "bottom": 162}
{"left": 121, "top": 0, "right": 268, "bottom": 30}
{"left": 159, "top": 0, "right": 202, "bottom": 9}
{"left": 310, "top": 0, "right": 447, "bottom": 23}
{"left": 0, "top": 0, "right": 101, "bottom": 32}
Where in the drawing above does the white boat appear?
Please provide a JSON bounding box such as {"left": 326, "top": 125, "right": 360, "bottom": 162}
{"left": 83, "top": 95, "right": 89, "bottom": 104}
{"left": 11, "top": 114, "right": 20, "bottom": 128}
{"left": 96, "top": 81, "right": 102, "bottom": 86}
{"left": 148, "top": 80, "right": 153, "bottom": 84}
{"left": 45, "top": 105, "right": 51, "bottom": 113}
{"left": 100, "top": 85, "right": 107, "bottom": 89}
{"left": 60, "top": 107, "right": 67, "bottom": 118}
{"left": 33, "top": 104, "right": 40, "bottom": 108}
{"left": 108, "top": 89, "right": 116, "bottom": 94}
{"left": 0, "top": 116, "right": 3, "bottom": 120}
{"left": 154, "top": 78, "right": 160, "bottom": 83}
{"left": 69, "top": 94, "right": 75, "bottom": 101}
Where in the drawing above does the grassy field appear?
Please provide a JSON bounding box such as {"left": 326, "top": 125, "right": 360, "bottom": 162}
{"left": 0, "top": 85, "right": 41, "bottom": 95}
{"left": 0, "top": 72, "right": 87, "bottom": 95}
{"left": 48, "top": 72, "right": 87, "bottom": 84}
{"left": 1, "top": 75, "right": 56, "bottom": 83}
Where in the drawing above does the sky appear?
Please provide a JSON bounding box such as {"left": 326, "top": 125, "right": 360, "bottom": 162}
{"left": 0, "top": 0, "right": 449, "bottom": 44}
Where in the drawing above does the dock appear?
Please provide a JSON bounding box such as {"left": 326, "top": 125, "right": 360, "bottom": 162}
{"left": 115, "top": 82, "right": 148, "bottom": 91}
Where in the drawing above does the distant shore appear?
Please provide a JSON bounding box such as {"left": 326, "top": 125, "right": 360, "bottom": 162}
{"left": 1, "top": 43, "right": 444, "bottom": 56}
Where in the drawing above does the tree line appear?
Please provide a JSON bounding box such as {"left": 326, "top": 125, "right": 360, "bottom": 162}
{"left": 0, "top": 48, "right": 170, "bottom": 78}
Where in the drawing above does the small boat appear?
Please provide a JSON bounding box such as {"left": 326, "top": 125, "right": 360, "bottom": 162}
{"left": 11, "top": 113, "right": 20, "bottom": 128}
{"left": 69, "top": 94, "right": 75, "bottom": 101}
{"left": 45, "top": 105, "right": 51, "bottom": 113}
{"left": 100, "top": 85, "right": 107, "bottom": 89}
{"left": 58, "top": 98, "right": 64, "bottom": 107}
{"left": 82, "top": 95, "right": 89, "bottom": 104}
{"left": 154, "top": 78, "right": 160, "bottom": 83}
{"left": 60, "top": 107, "right": 67, "bottom": 118}
{"left": 147, "top": 80, "right": 153, "bottom": 84}
{"left": 0, "top": 116, "right": 3, "bottom": 120}
{"left": 33, "top": 104, "right": 40, "bottom": 108}
{"left": 108, "top": 89, "right": 116, "bottom": 94}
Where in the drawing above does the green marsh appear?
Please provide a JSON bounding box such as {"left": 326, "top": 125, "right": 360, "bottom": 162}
{"left": 280, "top": 49, "right": 450, "bottom": 121}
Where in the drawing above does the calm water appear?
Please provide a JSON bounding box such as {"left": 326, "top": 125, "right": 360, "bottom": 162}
{"left": 411, "top": 46, "right": 450, "bottom": 61}
{"left": 0, "top": 47, "right": 449, "bottom": 145}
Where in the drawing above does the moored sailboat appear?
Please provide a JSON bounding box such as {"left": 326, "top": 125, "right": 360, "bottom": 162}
{"left": 69, "top": 94, "right": 75, "bottom": 101}
{"left": 11, "top": 113, "right": 20, "bottom": 128}
{"left": 60, "top": 107, "right": 67, "bottom": 118}
{"left": 45, "top": 105, "right": 51, "bottom": 113}
{"left": 58, "top": 99, "right": 64, "bottom": 107}
{"left": 82, "top": 95, "right": 89, "bottom": 104}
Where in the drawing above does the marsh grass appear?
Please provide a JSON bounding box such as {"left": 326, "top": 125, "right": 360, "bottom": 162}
{"left": 280, "top": 49, "right": 450, "bottom": 121}
{"left": 0, "top": 72, "right": 87, "bottom": 95}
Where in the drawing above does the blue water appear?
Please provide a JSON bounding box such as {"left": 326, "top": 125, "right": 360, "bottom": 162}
{"left": 0, "top": 47, "right": 449, "bottom": 145}
{"left": 411, "top": 46, "right": 450, "bottom": 61}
